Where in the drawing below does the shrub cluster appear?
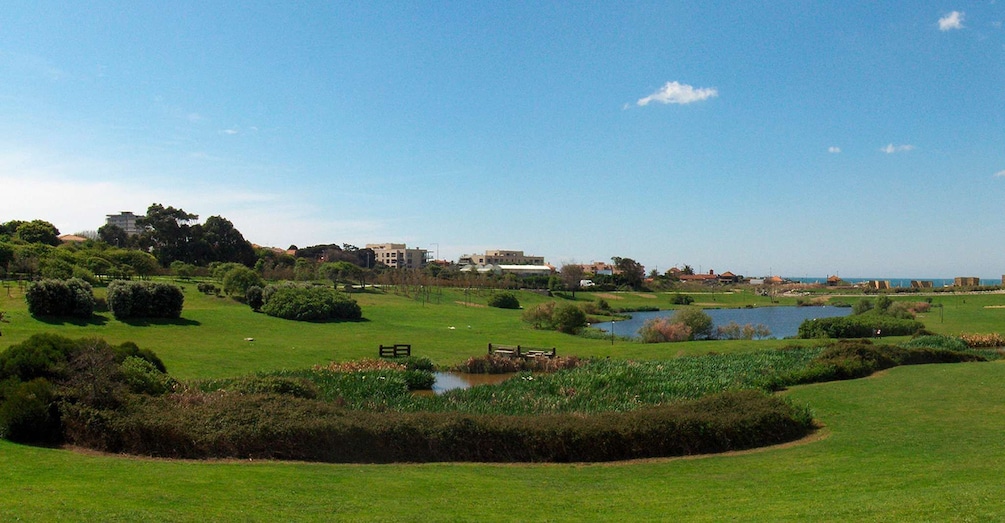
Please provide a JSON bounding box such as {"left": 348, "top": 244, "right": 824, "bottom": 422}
{"left": 259, "top": 284, "right": 362, "bottom": 322}
{"left": 454, "top": 355, "right": 582, "bottom": 374}
{"left": 0, "top": 334, "right": 171, "bottom": 444}
{"left": 106, "top": 281, "right": 184, "bottom": 320}
{"left": 960, "top": 332, "right": 1005, "bottom": 348}
{"left": 775, "top": 339, "right": 985, "bottom": 385}
{"left": 797, "top": 315, "right": 924, "bottom": 339}
{"left": 24, "top": 278, "right": 95, "bottom": 318}
{"left": 521, "top": 302, "right": 587, "bottom": 334}
{"left": 715, "top": 321, "right": 772, "bottom": 340}
{"left": 487, "top": 292, "right": 520, "bottom": 309}
{"left": 669, "top": 293, "right": 694, "bottom": 305}
{"left": 60, "top": 389, "right": 813, "bottom": 463}
{"left": 638, "top": 317, "right": 692, "bottom": 343}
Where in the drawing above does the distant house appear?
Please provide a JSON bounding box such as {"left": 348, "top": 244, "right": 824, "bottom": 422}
{"left": 718, "top": 271, "right": 739, "bottom": 284}
{"left": 826, "top": 275, "right": 844, "bottom": 287}
{"left": 680, "top": 270, "right": 719, "bottom": 284}
{"left": 955, "top": 277, "right": 981, "bottom": 287}
{"left": 911, "top": 280, "right": 934, "bottom": 289}
{"left": 459, "top": 264, "right": 554, "bottom": 277}
{"left": 763, "top": 276, "right": 785, "bottom": 285}
{"left": 459, "top": 250, "right": 544, "bottom": 266}
{"left": 367, "top": 243, "right": 429, "bottom": 269}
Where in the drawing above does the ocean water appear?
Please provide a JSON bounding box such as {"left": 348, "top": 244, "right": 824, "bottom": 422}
{"left": 787, "top": 277, "right": 998, "bottom": 288}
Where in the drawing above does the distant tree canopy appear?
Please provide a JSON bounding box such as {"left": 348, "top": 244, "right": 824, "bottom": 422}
{"left": 1, "top": 220, "right": 61, "bottom": 246}
{"left": 296, "top": 243, "right": 375, "bottom": 268}
{"left": 136, "top": 204, "right": 255, "bottom": 267}
{"left": 612, "top": 257, "right": 645, "bottom": 290}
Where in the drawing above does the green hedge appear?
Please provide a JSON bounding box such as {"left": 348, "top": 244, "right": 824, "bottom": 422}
{"left": 61, "top": 389, "right": 813, "bottom": 463}
{"left": 797, "top": 314, "right": 924, "bottom": 338}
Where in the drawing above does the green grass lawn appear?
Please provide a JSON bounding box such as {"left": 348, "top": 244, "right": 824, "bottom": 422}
{"left": 2, "top": 360, "right": 1004, "bottom": 520}
{"left": 3, "top": 282, "right": 1005, "bottom": 520}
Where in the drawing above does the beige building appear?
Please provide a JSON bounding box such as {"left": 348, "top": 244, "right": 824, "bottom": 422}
{"left": 366, "top": 243, "right": 429, "bottom": 269}
{"left": 459, "top": 249, "right": 545, "bottom": 266}
{"left": 105, "top": 211, "right": 142, "bottom": 236}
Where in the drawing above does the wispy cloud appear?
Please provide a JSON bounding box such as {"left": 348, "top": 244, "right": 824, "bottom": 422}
{"left": 994, "top": 170, "right": 1005, "bottom": 178}
{"left": 828, "top": 146, "right": 841, "bottom": 154}
{"left": 880, "top": 143, "right": 915, "bottom": 154}
{"left": 220, "top": 128, "right": 239, "bottom": 135}
{"left": 636, "top": 81, "right": 718, "bottom": 107}
{"left": 939, "top": 11, "right": 965, "bottom": 31}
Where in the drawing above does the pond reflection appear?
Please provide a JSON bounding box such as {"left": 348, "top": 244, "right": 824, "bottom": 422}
{"left": 426, "top": 371, "right": 517, "bottom": 395}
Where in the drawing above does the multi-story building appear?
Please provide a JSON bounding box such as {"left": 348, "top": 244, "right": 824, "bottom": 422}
{"left": 366, "top": 243, "right": 429, "bottom": 269}
{"left": 458, "top": 249, "right": 545, "bottom": 266}
{"left": 105, "top": 211, "right": 142, "bottom": 236}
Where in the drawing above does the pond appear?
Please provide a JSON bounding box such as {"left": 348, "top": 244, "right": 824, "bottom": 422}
{"left": 420, "top": 371, "right": 517, "bottom": 395}
{"left": 591, "top": 306, "right": 853, "bottom": 340}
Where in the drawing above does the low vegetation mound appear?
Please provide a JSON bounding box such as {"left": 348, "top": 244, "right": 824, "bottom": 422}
{"left": 260, "top": 284, "right": 362, "bottom": 322}
{"left": 486, "top": 292, "right": 520, "bottom": 309}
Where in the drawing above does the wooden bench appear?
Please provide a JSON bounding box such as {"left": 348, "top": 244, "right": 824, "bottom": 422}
{"left": 379, "top": 344, "right": 411, "bottom": 358}
{"left": 487, "top": 343, "right": 556, "bottom": 360}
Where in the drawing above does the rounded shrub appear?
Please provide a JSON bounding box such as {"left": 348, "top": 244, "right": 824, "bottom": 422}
{"left": 261, "top": 285, "right": 362, "bottom": 322}
{"left": 24, "top": 278, "right": 95, "bottom": 319}
{"left": 487, "top": 292, "right": 520, "bottom": 309}
{"left": 107, "top": 280, "right": 184, "bottom": 320}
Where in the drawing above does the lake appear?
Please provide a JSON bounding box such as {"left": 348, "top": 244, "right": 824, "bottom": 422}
{"left": 591, "top": 306, "right": 853, "bottom": 339}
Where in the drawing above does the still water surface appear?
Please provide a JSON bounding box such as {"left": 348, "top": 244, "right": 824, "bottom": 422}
{"left": 592, "top": 306, "right": 852, "bottom": 339}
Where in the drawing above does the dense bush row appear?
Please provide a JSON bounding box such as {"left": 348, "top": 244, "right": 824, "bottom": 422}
{"left": 61, "top": 389, "right": 813, "bottom": 463}
{"left": 24, "top": 278, "right": 95, "bottom": 318}
{"left": 259, "top": 284, "right": 362, "bottom": 321}
{"left": 797, "top": 314, "right": 924, "bottom": 338}
{"left": 107, "top": 280, "right": 185, "bottom": 320}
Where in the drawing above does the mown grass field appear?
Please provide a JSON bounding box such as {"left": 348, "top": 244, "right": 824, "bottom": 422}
{"left": 2, "top": 282, "right": 1005, "bottom": 520}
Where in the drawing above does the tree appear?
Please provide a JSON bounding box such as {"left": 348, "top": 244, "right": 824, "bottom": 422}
{"left": 671, "top": 307, "right": 714, "bottom": 340}
{"left": 552, "top": 303, "right": 587, "bottom": 334}
{"left": 136, "top": 204, "right": 198, "bottom": 266}
{"left": 222, "top": 266, "right": 263, "bottom": 297}
{"left": 15, "top": 220, "right": 61, "bottom": 246}
{"left": 611, "top": 257, "right": 645, "bottom": 290}
{"left": 199, "top": 216, "right": 256, "bottom": 266}
{"left": 97, "top": 224, "right": 129, "bottom": 248}
{"left": 559, "top": 264, "right": 585, "bottom": 298}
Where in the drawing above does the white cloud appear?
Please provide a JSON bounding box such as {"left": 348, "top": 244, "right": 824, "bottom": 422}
{"left": 636, "top": 81, "right": 718, "bottom": 106}
{"left": 880, "top": 143, "right": 915, "bottom": 154}
{"left": 220, "top": 128, "right": 239, "bottom": 135}
{"left": 994, "top": 170, "right": 1005, "bottom": 178}
{"left": 828, "top": 146, "right": 841, "bottom": 154}
{"left": 939, "top": 11, "right": 965, "bottom": 31}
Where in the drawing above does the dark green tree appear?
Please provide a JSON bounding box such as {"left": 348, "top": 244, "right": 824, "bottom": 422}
{"left": 612, "top": 257, "right": 645, "bottom": 290}
{"left": 97, "top": 224, "right": 129, "bottom": 247}
{"left": 15, "top": 220, "right": 61, "bottom": 246}
{"left": 136, "top": 204, "right": 198, "bottom": 266}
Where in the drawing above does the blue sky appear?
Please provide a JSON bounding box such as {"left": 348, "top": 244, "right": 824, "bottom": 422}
{"left": 1, "top": 2, "right": 1003, "bottom": 278}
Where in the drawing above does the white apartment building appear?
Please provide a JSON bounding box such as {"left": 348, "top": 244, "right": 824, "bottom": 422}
{"left": 458, "top": 249, "right": 545, "bottom": 266}
{"left": 366, "top": 243, "right": 429, "bottom": 269}
{"left": 105, "top": 211, "right": 142, "bottom": 236}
